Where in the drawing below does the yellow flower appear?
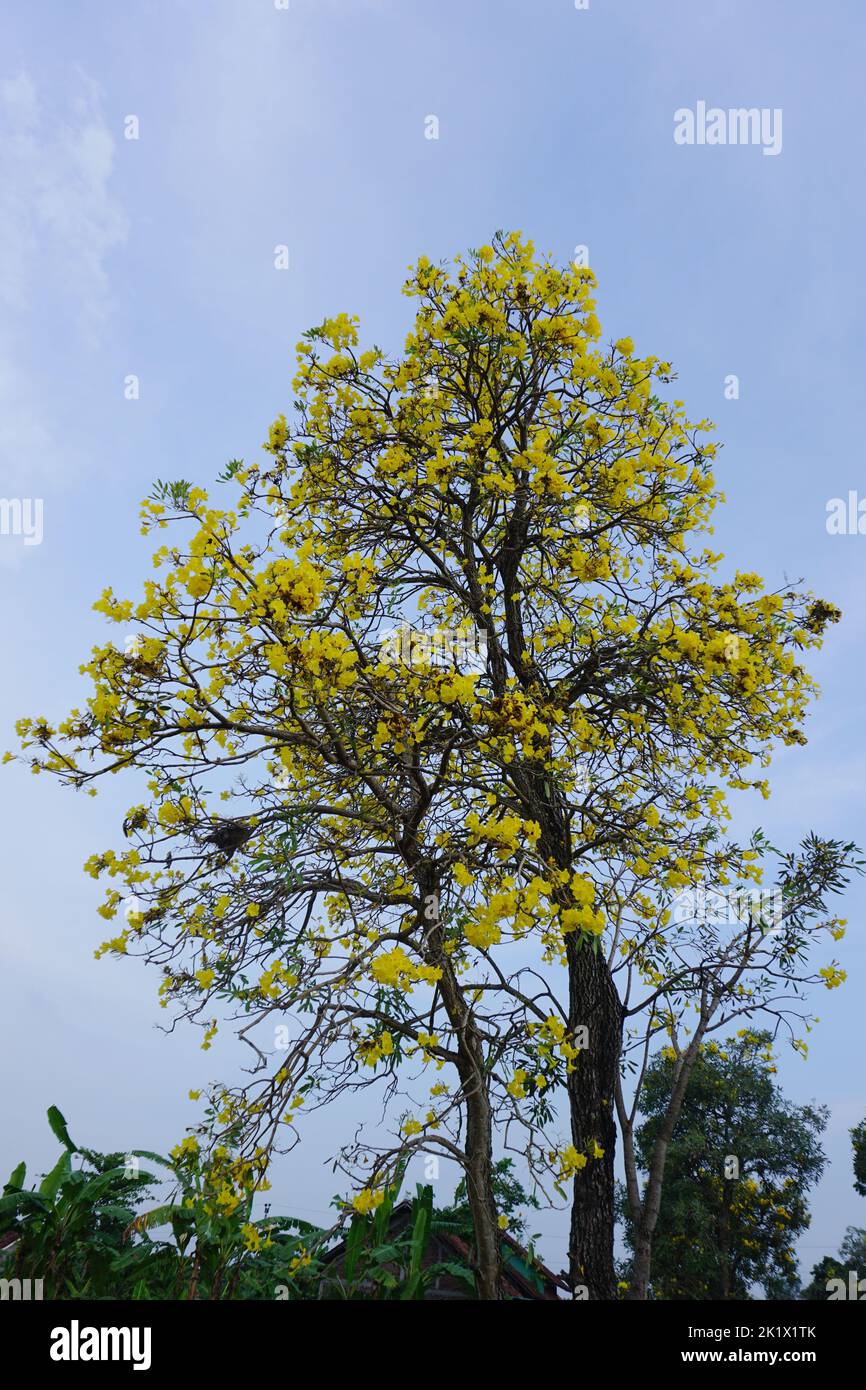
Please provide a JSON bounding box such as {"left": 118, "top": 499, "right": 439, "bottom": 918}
{"left": 352, "top": 1187, "right": 385, "bottom": 1216}
{"left": 557, "top": 1145, "right": 588, "bottom": 1180}
{"left": 170, "top": 1135, "right": 199, "bottom": 1162}
{"left": 819, "top": 965, "right": 846, "bottom": 990}
{"left": 506, "top": 1069, "right": 529, "bottom": 1099}
{"left": 241, "top": 1222, "right": 262, "bottom": 1251}
{"left": 266, "top": 415, "right": 289, "bottom": 453}
{"left": 371, "top": 946, "right": 441, "bottom": 991}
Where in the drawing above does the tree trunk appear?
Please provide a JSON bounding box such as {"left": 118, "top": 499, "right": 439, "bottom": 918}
{"left": 625, "top": 1132, "right": 671, "bottom": 1301}
{"left": 460, "top": 1053, "right": 503, "bottom": 1300}
{"left": 623, "top": 1029, "right": 707, "bottom": 1300}
{"left": 566, "top": 937, "right": 621, "bottom": 1299}
{"left": 420, "top": 868, "right": 503, "bottom": 1300}
{"left": 618, "top": 1086, "right": 654, "bottom": 1300}
{"left": 630, "top": 1228, "right": 653, "bottom": 1299}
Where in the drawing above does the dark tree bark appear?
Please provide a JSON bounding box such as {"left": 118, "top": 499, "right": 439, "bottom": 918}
{"left": 566, "top": 938, "right": 622, "bottom": 1299}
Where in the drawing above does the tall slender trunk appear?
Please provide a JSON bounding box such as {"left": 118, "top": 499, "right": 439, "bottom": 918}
{"left": 440, "top": 982, "right": 502, "bottom": 1299}
{"left": 418, "top": 867, "right": 502, "bottom": 1300}
{"left": 629, "top": 1229, "right": 654, "bottom": 1298}
{"left": 458, "top": 1045, "right": 502, "bottom": 1300}
{"left": 620, "top": 1028, "right": 708, "bottom": 1300}
{"left": 617, "top": 1080, "right": 652, "bottom": 1297}
{"left": 566, "top": 937, "right": 621, "bottom": 1299}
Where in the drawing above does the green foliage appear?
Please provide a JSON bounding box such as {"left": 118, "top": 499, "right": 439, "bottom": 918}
{"left": 0, "top": 1109, "right": 484, "bottom": 1300}
{"left": 321, "top": 1160, "right": 545, "bottom": 1301}
{"left": 217, "top": 459, "right": 244, "bottom": 484}
{"left": 0, "top": 1108, "right": 317, "bottom": 1299}
{"left": 149, "top": 479, "right": 191, "bottom": 509}
{"left": 801, "top": 1122, "right": 866, "bottom": 1299}
{"left": 620, "top": 1033, "right": 827, "bottom": 1300}
{"left": 1, "top": 1108, "right": 159, "bottom": 1298}
{"left": 317, "top": 1172, "right": 469, "bottom": 1301}
{"left": 801, "top": 1228, "right": 866, "bottom": 1300}
{"left": 441, "top": 1158, "right": 550, "bottom": 1295}
{"left": 851, "top": 1118, "right": 866, "bottom": 1198}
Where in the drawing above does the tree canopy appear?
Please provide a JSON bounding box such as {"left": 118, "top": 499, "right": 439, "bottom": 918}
{"left": 10, "top": 232, "right": 850, "bottom": 1298}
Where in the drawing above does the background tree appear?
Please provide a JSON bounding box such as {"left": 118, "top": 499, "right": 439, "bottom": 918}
{"left": 619, "top": 1031, "right": 827, "bottom": 1299}
{"left": 612, "top": 831, "right": 858, "bottom": 1299}
{"left": 11, "top": 232, "right": 845, "bottom": 1299}
{"left": 800, "top": 1228, "right": 866, "bottom": 1301}
{"left": 852, "top": 1117, "right": 866, "bottom": 1198}
{"left": 801, "top": 1111, "right": 866, "bottom": 1299}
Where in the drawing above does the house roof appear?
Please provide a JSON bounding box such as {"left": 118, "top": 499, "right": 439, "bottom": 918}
{"left": 322, "top": 1201, "right": 568, "bottom": 1300}
{"left": 439, "top": 1228, "right": 566, "bottom": 1300}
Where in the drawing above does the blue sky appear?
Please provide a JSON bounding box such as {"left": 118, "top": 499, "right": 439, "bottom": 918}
{"left": 1, "top": 0, "right": 865, "bottom": 1280}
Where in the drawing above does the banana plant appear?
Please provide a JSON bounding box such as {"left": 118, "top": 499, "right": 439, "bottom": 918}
{"left": 0, "top": 1107, "right": 159, "bottom": 1297}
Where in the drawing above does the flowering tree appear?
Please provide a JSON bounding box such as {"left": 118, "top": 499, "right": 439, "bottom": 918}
{"left": 12, "top": 232, "right": 843, "bottom": 1298}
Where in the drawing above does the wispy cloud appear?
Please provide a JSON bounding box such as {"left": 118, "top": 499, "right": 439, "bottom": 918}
{"left": 0, "top": 67, "right": 127, "bottom": 331}
{"left": 0, "top": 67, "right": 127, "bottom": 507}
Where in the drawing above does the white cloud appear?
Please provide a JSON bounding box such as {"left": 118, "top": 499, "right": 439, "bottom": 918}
{"left": 0, "top": 67, "right": 127, "bottom": 330}
{"left": 0, "top": 67, "right": 127, "bottom": 513}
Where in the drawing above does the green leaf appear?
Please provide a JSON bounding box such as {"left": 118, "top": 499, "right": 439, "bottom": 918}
{"left": 217, "top": 459, "right": 244, "bottom": 484}
{"left": 344, "top": 1218, "right": 366, "bottom": 1284}
{"left": 3, "top": 1161, "right": 26, "bottom": 1194}
{"left": 128, "top": 1202, "right": 190, "bottom": 1236}
{"left": 407, "top": 1189, "right": 432, "bottom": 1280}
{"left": 127, "top": 1149, "right": 174, "bottom": 1171}
{"left": 39, "top": 1149, "right": 72, "bottom": 1202}
{"left": 438, "top": 1260, "right": 475, "bottom": 1286}
{"left": 98, "top": 1204, "right": 138, "bottom": 1223}
{"left": 367, "top": 1243, "right": 401, "bottom": 1264}
{"left": 0, "top": 1189, "right": 51, "bottom": 1221}
{"left": 46, "top": 1105, "right": 76, "bottom": 1152}
{"left": 252, "top": 1214, "right": 323, "bottom": 1238}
